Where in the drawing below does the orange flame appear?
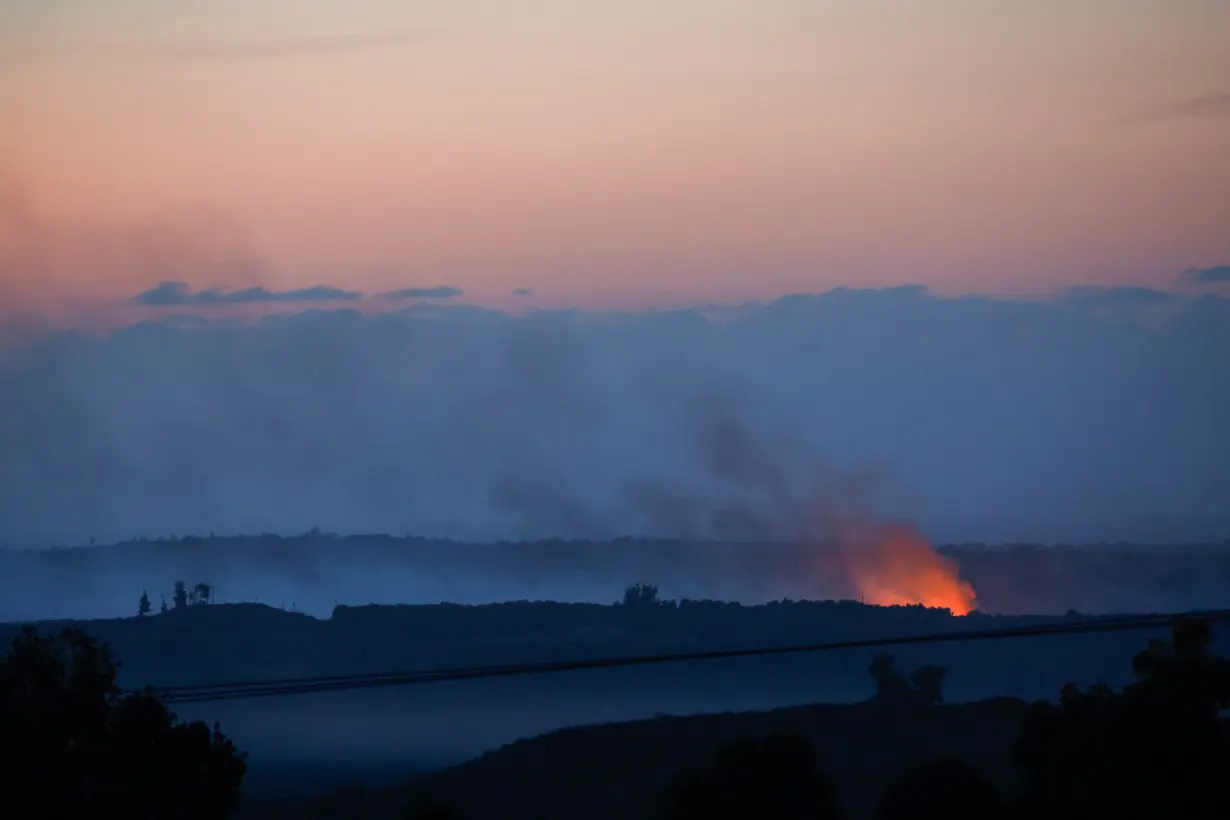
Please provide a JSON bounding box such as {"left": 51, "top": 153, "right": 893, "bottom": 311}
{"left": 825, "top": 519, "right": 977, "bottom": 615}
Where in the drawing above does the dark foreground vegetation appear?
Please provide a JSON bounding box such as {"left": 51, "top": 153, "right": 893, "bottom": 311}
{"left": 0, "top": 626, "right": 247, "bottom": 818}
{"left": 4, "top": 609, "right": 1229, "bottom": 820}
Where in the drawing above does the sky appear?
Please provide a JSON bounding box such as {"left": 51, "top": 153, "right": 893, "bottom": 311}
{"left": 0, "top": 2, "right": 1228, "bottom": 551}
{"left": 1, "top": 0, "right": 1229, "bottom": 319}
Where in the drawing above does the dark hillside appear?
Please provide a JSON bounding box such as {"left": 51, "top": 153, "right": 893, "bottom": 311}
{"left": 240, "top": 698, "right": 1032, "bottom": 820}
{"left": 0, "top": 599, "right": 1193, "bottom": 698}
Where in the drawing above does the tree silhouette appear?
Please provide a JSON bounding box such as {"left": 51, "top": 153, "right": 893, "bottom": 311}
{"left": 622, "top": 583, "right": 660, "bottom": 608}
{"left": 160, "top": 594, "right": 168, "bottom": 614}
{"left": 138, "top": 590, "right": 151, "bottom": 617}
{"left": 869, "top": 655, "right": 946, "bottom": 707}
{"left": 662, "top": 732, "right": 841, "bottom": 820}
{"left": 173, "top": 580, "right": 188, "bottom": 610}
{"left": 876, "top": 757, "right": 1006, "bottom": 820}
{"left": 908, "top": 664, "right": 947, "bottom": 707}
{"left": 193, "top": 583, "right": 213, "bottom": 606}
{"left": 1128, "top": 617, "right": 1230, "bottom": 710}
{"left": 1014, "top": 617, "right": 1230, "bottom": 820}
{"left": 869, "top": 655, "right": 910, "bottom": 702}
{"left": 0, "top": 626, "right": 247, "bottom": 818}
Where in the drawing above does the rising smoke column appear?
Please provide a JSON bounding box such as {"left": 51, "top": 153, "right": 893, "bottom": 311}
{"left": 834, "top": 519, "right": 976, "bottom": 614}
{"left": 690, "top": 401, "right": 978, "bottom": 614}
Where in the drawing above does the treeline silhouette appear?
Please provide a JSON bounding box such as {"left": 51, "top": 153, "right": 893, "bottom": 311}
{"left": 138, "top": 580, "right": 217, "bottom": 616}
{"left": 105, "top": 580, "right": 1070, "bottom": 655}
{"left": 330, "top": 583, "right": 1015, "bottom": 635}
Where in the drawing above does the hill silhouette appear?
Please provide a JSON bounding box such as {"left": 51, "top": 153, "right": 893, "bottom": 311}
{"left": 0, "top": 596, "right": 1205, "bottom": 703}
{"left": 239, "top": 697, "right": 1030, "bottom": 820}
{"left": 237, "top": 617, "right": 1230, "bottom": 820}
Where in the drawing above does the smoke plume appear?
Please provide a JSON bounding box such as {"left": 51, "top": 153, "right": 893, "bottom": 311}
{"left": 0, "top": 199, "right": 1228, "bottom": 625}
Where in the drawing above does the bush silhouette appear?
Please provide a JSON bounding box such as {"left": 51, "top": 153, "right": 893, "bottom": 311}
{"left": 869, "top": 655, "right": 947, "bottom": 707}
{"left": 0, "top": 626, "right": 247, "bottom": 818}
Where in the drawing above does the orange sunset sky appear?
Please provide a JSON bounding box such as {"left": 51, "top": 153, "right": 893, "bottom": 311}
{"left": 1, "top": 0, "right": 1228, "bottom": 321}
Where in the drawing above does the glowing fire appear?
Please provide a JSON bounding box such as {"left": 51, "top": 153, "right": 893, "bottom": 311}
{"left": 826, "top": 519, "right": 977, "bottom": 615}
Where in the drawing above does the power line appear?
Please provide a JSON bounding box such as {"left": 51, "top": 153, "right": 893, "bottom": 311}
{"left": 151, "top": 615, "right": 1132, "bottom": 696}
{"left": 139, "top": 608, "right": 1230, "bottom": 705}
{"left": 150, "top": 610, "right": 1226, "bottom": 703}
